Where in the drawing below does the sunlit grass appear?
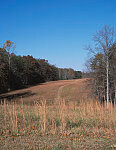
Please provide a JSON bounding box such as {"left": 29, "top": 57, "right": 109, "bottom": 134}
{"left": 0, "top": 79, "right": 116, "bottom": 149}
{"left": 0, "top": 97, "right": 116, "bottom": 149}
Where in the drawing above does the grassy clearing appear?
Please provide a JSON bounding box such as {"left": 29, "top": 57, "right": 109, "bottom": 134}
{"left": 0, "top": 79, "right": 116, "bottom": 149}
{"left": 0, "top": 99, "right": 116, "bottom": 150}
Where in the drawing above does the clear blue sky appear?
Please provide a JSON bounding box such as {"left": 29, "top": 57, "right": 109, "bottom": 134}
{"left": 0, "top": 0, "right": 116, "bottom": 71}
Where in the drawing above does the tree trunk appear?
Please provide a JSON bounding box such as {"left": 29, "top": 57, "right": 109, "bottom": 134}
{"left": 114, "top": 83, "right": 116, "bottom": 106}
{"left": 106, "top": 56, "right": 109, "bottom": 108}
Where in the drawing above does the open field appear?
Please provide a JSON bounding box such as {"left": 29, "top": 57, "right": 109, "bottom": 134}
{"left": 0, "top": 79, "right": 116, "bottom": 150}
{"left": 0, "top": 78, "right": 90, "bottom": 104}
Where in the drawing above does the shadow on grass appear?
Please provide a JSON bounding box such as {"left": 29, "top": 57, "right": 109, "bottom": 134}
{"left": 0, "top": 90, "right": 36, "bottom": 102}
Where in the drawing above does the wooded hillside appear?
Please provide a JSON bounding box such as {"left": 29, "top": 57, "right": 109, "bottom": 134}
{"left": 0, "top": 40, "right": 82, "bottom": 94}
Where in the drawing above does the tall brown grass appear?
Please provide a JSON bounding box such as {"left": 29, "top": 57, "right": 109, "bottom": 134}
{"left": 0, "top": 98, "right": 115, "bottom": 136}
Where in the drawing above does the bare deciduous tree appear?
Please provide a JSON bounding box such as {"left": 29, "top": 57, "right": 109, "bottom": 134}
{"left": 93, "top": 25, "right": 116, "bottom": 108}
{"left": 86, "top": 25, "right": 116, "bottom": 108}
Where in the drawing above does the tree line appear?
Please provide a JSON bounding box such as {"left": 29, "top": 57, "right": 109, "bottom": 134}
{"left": 86, "top": 25, "right": 116, "bottom": 107}
{"left": 0, "top": 40, "right": 82, "bottom": 94}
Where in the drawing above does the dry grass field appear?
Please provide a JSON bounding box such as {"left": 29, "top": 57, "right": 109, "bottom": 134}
{"left": 0, "top": 79, "right": 116, "bottom": 150}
